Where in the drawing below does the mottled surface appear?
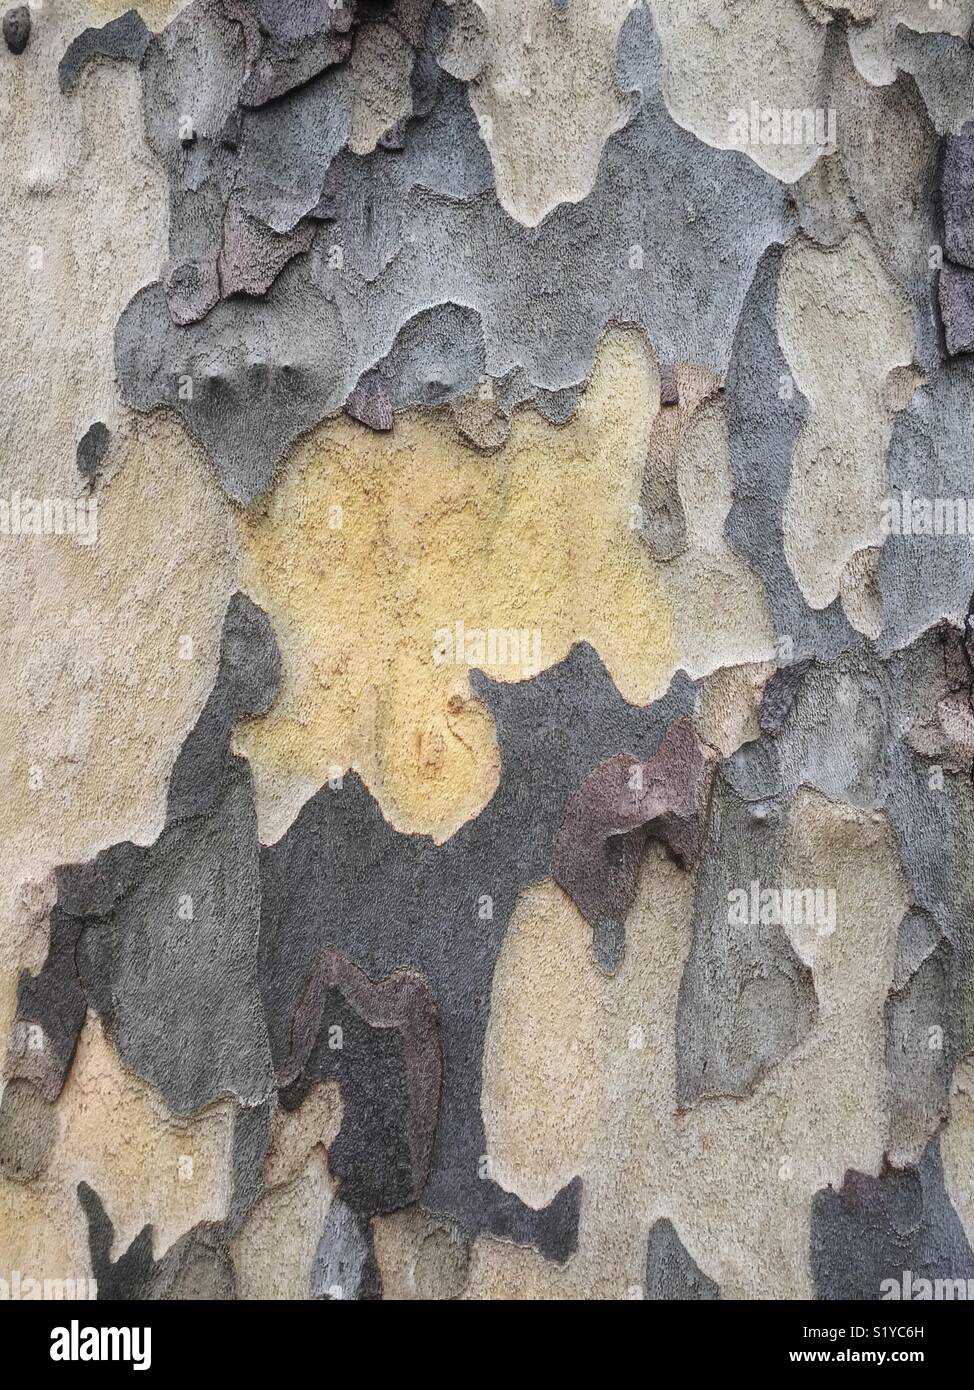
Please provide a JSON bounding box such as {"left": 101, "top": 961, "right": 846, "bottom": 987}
{"left": 1, "top": 0, "right": 973, "bottom": 1303}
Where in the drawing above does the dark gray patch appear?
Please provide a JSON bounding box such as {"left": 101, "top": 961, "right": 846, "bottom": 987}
{"left": 350, "top": 302, "right": 486, "bottom": 413}
{"left": 494, "top": 369, "right": 584, "bottom": 426}
{"left": 234, "top": 63, "right": 352, "bottom": 234}
{"left": 3, "top": 4, "right": 30, "bottom": 56}
{"left": 878, "top": 357, "right": 974, "bottom": 652}
{"left": 76, "top": 422, "right": 110, "bottom": 491}
{"left": 592, "top": 918, "right": 626, "bottom": 975}
{"left": 218, "top": 205, "right": 316, "bottom": 299}
{"left": 825, "top": 32, "right": 941, "bottom": 370}
{"left": 893, "top": 906, "right": 942, "bottom": 993}
{"left": 78, "top": 1181, "right": 158, "bottom": 1300}
{"left": 758, "top": 659, "right": 813, "bottom": 735}
{"left": 941, "top": 121, "right": 974, "bottom": 271}
{"left": 240, "top": 35, "right": 349, "bottom": 109}
{"left": 811, "top": 1140, "right": 974, "bottom": 1300}
{"left": 115, "top": 267, "right": 351, "bottom": 504}
{"left": 939, "top": 264, "right": 974, "bottom": 355}
{"left": 676, "top": 768, "right": 817, "bottom": 1106}
{"left": 280, "top": 950, "right": 441, "bottom": 1216}
{"left": 7, "top": 913, "right": 87, "bottom": 1102}
{"left": 892, "top": 27, "right": 974, "bottom": 139}
{"left": 73, "top": 761, "right": 274, "bottom": 1116}
{"left": 58, "top": 10, "right": 151, "bottom": 95}
{"left": 224, "top": 1100, "right": 272, "bottom": 1236}
{"left": 645, "top": 1217, "right": 720, "bottom": 1300}
{"left": 435, "top": 0, "right": 488, "bottom": 82}
{"left": 167, "top": 591, "right": 281, "bottom": 824}
{"left": 658, "top": 363, "right": 679, "bottom": 406}
{"left": 311, "top": 1198, "right": 381, "bottom": 1300}
{"left": 886, "top": 917, "right": 953, "bottom": 1156}
{"left": 886, "top": 737, "right": 974, "bottom": 1105}
{"left": 720, "top": 736, "right": 784, "bottom": 804}
{"left": 258, "top": 644, "right": 696, "bottom": 1254}
{"left": 776, "top": 647, "right": 893, "bottom": 807}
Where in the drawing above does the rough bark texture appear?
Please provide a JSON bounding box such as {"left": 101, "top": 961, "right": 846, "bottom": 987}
{"left": 1, "top": 0, "right": 974, "bottom": 1301}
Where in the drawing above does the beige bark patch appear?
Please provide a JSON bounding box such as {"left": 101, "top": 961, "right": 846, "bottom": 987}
{"left": 696, "top": 663, "right": 774, "bottom": 758}
{"left": 777, "top": 230, "right": 916, "bottom": 616}
{"left": 659, "top": 401, "right": 777, "bottom": 677}
{"left": 649, "top": 0, "right": 828, "bottom": 183}
{"left": 471, "top": 790, "right": 906, "bottom": 1298}
{"left": 0, "top": 1017, "right": 235, "bottom": 1279}
{"left": 481, "top": 881, "right": 599, "bottom": 1210}
{"left": 839, "top": 547, "right": 884, "bottom": 640}
{"left": 0, "top": 31, "right": 233, "bottom": 1062}
{"left": 348, "top": 20, "right": 416, "bottom": 156}
{"left": 89, "top": 1, "right": 188, "bottom": 22}
{"left": 942, "top": 1058, "right": 974, "bottom": 1251}
{"left": 262, "top": 1086, "right": 343, "bottom": 1191}
{"left": 231, "top": 1149, "right": 334, "bottom": 1301}
{"left": 467, "top": 0, "right": 633, "bottom": 226}
{"left": 848, "top": 0, "right": 974, "bottom": 86}
{"left": 372, "top": 1206, "right": 472, "bottom": 1300}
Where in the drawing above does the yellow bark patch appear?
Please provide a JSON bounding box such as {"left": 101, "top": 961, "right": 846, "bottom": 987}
{"left": 89, "top": 1, "right": 186, "bottom": 22}
{"left": 236, "top": 328, "right": 676, "bottom": 843}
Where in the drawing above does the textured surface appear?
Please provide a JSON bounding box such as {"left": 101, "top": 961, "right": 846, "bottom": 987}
{"left": 2, "top": 0, "right": 974, "bottom": 1303}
